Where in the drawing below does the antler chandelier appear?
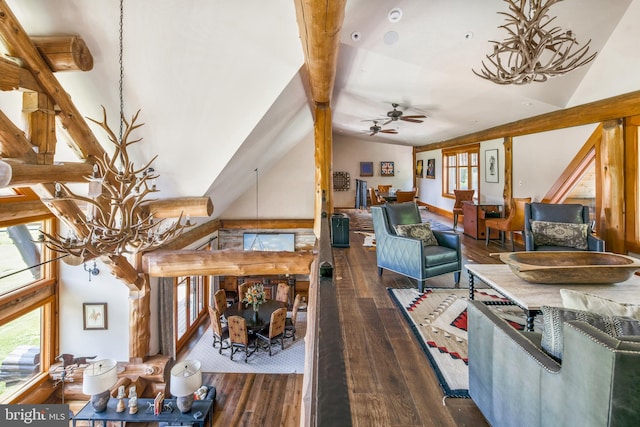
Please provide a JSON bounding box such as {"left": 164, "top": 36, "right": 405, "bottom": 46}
{"left": 41, "top": 108, "right": 191, "bottom": 259}
{"left": 473, "top": 0, "right": 597, "bottom": 85}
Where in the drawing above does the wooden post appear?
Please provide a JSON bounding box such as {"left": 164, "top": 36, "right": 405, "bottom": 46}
{"left": 597, "top": 119, "right": 625, "bottom": 253}
{"left": 314, "top": 105, "right": 333, "bottom": 236}
{"left": 502, "top": 137, "right": 513, "bottom": 213}
{"left": 23, "top": 92, "right": 57, "bottom": 165}
{"left": 129, "top": 276, "right": 151, "bottom": 362}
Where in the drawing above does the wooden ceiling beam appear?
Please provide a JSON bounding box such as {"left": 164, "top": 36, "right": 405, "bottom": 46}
{"left": 0, "top": 109, "right": 38, "bottom": 163}
{"left": 143, "top": 249, "right": 315, "bottom": 278}
{"left": 417, "top": 90, "right": 640, "bottom": 152}
{"left": 0, "top": 0, "right": 105, "bottom": 160}
{"left": 0, "top": 57, "right": 41, "bottom": 91}
{"left": 0, "top": 159, "right": 93, "bottom": 188}
{"left": 294, "top": 0, "right": 346, "bottom": 105}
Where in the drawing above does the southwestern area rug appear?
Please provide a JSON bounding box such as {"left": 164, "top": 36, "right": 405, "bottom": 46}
{"left": 387, "top": 287, "right": 537, "bottom": 398}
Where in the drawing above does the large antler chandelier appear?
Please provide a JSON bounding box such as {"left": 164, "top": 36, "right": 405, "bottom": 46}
{"left": 41, "top": 108, "right": 191, "bottom": 259}
{"left": 473, "top": 0, "right": 597, "bottom": 85}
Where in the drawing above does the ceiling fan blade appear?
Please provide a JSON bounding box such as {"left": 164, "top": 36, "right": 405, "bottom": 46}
{"left": 369, "top": 131, "right": 377, "bottom": 136}
{"left": 382, "top": 119, "right": 394, "bottom": 126}
{"left": 380, "top": 129, "right": 398, "bottom": 134}
{"left": 400, "top": 117, "right": 424, "bottom": 123}
{"left": 403, "top": 115, "right": 427, "bottom": 119}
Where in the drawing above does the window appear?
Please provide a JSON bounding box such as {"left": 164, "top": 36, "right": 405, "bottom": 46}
{"left": 0, "top": 199, "right": 55, "bottom": 403}
{"left": 174, "top": 274, "right": 208, "bottom": 350}
{"left": 442, "top": 144, "right": 480, "bottom": 197}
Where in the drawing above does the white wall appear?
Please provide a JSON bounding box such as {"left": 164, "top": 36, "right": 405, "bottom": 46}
{"left": 222, "top": 136, "right": 315, "bottom": 219}
{"left": 333, "top": 135, "right": 414, "bottom": 208}
{"left": 513, "top": 124, "right": 597, "bottom": 201}
{"left": 59, "top": 258, "right": 131, "bottom": 362}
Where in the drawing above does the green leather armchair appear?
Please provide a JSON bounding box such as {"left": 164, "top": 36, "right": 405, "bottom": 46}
{"left": 371, "top": 202, "right": 461, "bottom": 292}
{"left": 468, "top": 301, "right": 640, "bottom": 427}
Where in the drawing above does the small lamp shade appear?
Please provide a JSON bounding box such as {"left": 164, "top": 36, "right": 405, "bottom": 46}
{"left": 170, "top": 360, "right": 202, "bottom": 397}
{"left": 83, "top": 359, "right": 118, "bottom": 395}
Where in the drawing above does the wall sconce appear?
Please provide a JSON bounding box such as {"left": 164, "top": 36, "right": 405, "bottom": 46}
{"left": 84, "top": 261, "right": 100, "bottom": 282}
{"left": 82, "top": 358, "right": 118, "bottom": 412}
{"left": 170, "top": 360, "right": 202, "bottom": 413}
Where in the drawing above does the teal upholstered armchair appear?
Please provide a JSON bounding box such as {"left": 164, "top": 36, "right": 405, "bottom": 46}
{"left": 524, "top": 202, "right": 605, "bottom": 252}
{"left": 468, "top": 301, "right": 640, "bottom": 427}
{"left": 371, "top": 202, "right": 461, "bottom": 292}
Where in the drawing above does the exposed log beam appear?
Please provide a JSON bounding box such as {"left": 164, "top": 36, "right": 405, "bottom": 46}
{"left": 294, "top": 0, "right": 346, "bottom": 104}
{"left": 0, "top": 0, "right": 105, "bottom": 160}
{"left": 0, "top": 56, "right": 41, "bottom": 91}
{"left": 143, "top": 250, "right": 315, "bottom": 278}
{"left": 417, "top": 90, "right": 640, "bottom": 151}
{"left": 31, "top": 36, "right": 94, "bottom": 72}
{"left": 0, "top": 199, "right": 51, "bottom": 225}
{"left": 159, "top": 219, "right": 220, "bottom": 251}
{"left": 220, "top": 219, "right": 314, "bottom": 229}
{"left": 0, "top": 109, "right": 37, "bottom": 163}
{"left": 140, "top": 197, "right": 214, "bottom": 219}
{"left": 0, "top": 159, "right": 93, "bottom": 188}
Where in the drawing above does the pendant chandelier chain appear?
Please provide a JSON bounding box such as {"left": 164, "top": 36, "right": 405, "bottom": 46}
{"left": 118, "top": 0, "right": 124, "bottom": 142}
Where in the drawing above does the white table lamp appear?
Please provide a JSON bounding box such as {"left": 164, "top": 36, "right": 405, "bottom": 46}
{"left": 82, "top": 358, "right": 118, "bottom": 412}
{"left": 170, "top": 359, "right": 202, "bottom": 413}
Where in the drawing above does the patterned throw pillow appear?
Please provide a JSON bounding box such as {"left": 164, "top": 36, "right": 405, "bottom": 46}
{"left": 530, "top": 220, "right": 588, "bottom": 250}
{"left": 394, "top": 223, "right": 439, "bottom": 246}
{"left": 541, "top": 305, "right": 640, "bottom": 360}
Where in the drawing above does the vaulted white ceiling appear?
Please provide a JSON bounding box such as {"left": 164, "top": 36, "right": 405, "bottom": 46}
{"left": 1, "top": 0, "right": 637, "bottom": 218}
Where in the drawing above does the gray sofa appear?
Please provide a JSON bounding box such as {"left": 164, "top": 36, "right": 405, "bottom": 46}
{"left": 468, "top": 301, "right": 640, "bottom": 427}
{"left": 371, "top": 202, "right": 461, "bottom": 292}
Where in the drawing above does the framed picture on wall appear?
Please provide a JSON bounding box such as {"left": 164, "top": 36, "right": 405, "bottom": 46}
{"left": 416, "top": 160, "right": 424, "bottom": 177}
{"left": 83, "top": 302, "right": 108, "bottom": 330}
{"left": 485, "top": 149, "right": 499, "bottom": 183}
{"left": 360, "top": 161, "right": 374, "bottom": 177}
{"left": 381, "top": 161, "right": 394, "bottom": 176}
{"left": 426, "top": 159, "right": 435, "bottom": 179}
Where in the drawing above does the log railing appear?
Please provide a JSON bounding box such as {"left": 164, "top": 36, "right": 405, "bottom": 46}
{"left": 302, "top": 195, "right": 352, "bottom": 427}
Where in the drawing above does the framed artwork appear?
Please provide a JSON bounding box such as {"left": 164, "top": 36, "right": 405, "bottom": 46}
{"left": 380, "top": 161, "right": 395, "bottom": 176}
{"left": 83, "top": 303, "right": 107, "bottom": 330}
{"left": 416, "top": 160, "right": 424, "bottom": 178}
{"left": 426, "top": 159, "right": 436, "bottom": 179}
{"left": 360, "top": 161, "right": 374, "bottom": 177}
{"left": 485, "top": 149, "right": 499, "bottom": 183}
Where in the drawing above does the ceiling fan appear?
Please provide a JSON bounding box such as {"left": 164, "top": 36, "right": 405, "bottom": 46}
{"left": 383, "top": 103, "right": 426, "bottom": 125}
{"left": 368, "top": 121, "right": 398, "bottom": 136}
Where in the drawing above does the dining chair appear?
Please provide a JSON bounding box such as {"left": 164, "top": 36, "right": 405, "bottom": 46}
{"left": 285, "top": 294, "right": 302, "bottom": 340}
{"left": 221, "top": 276, "right": 239, "bottom": 304}
{"left": 214, "top": 289, "right": 228, "bottom": 315}
{"left": 275, "top": 282, "right": 290, "bottom": 306}
{"left": 237, "top": 282, "right": 250, "bottom": 304}
{"left": 369, "top": 187, "right": 385, "bottom": 206}
{"left": 256, "top": 307, "right": 287, "bottom": 356}
{"left": 378, "top": 184, "right": 392, "bottom": 193}
{"left": 485, "top": 197, "right": 532, "bottom": 251}
{"left": 395, "top": 190, "right": 416, "bottom": 203}
{"left": 208, "top": 307, "right": 229, "bottom": 354}
{"left": 452, "top": 189, "right": 475, "bottom": 230}
{"left": 228, "top": 315, "right": 258, "bottom": 362}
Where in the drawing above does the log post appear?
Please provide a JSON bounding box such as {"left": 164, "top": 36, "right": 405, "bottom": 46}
{"left": 31, "top": 36, "right": 94, "bottom": 72}
{"left": 23, "top": 92, "right": 57, "bottom": 164}
{"left": 597, "top": 119, "right": 625, "bottom": 253}
{"left": 129, "top": 275, "right": 151, "bottom": 362}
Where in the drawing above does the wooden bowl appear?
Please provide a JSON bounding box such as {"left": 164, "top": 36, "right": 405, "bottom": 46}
{"left": 496, "top": 251, "right": 640, "bottom": 284}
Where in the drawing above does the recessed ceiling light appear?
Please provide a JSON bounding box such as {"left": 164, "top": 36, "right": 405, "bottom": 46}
{"left": 464, "top": 32, "right": 474, "bottom": 40}
{"left": 383, "top": 31, "right": 399, "bottom": 45}
{"left": 351, "top": 31, "right": 361, "bottom": 42}
{"left": 388, "top": 8, "right": 403, "bottom": 23}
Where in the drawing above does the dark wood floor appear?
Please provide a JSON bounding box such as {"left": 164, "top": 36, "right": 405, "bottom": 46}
{"left": 100, "top": 209, "right": 517, "bottom": 426}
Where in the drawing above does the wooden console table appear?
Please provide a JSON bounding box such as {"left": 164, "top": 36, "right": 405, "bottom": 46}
{"left": 462, "top": 201, "right": 501, "bottom": 240}
{"left": 72, "top": 397, "right": 214, "bottom": 426}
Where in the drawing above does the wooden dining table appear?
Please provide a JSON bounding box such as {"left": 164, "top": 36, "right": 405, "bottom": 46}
{"left": 378, "top": 192, "right": 397, "bottom": 202}
{"left": 224, "top": 299, "right": 287, "bottom": 332}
